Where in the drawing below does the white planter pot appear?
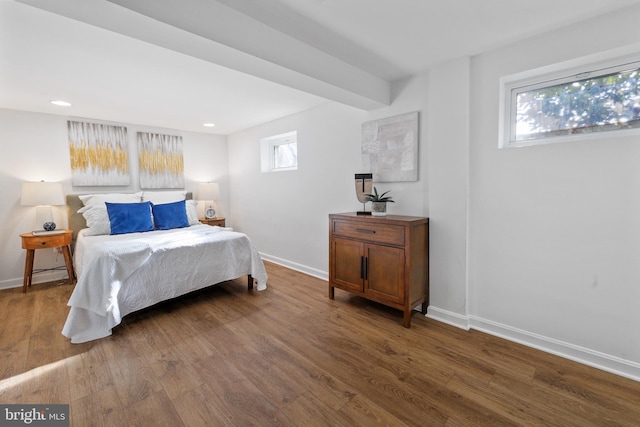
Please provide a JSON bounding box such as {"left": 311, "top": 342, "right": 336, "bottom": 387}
{"left": 371, "top": 202, "right": 387, "bottom": 216}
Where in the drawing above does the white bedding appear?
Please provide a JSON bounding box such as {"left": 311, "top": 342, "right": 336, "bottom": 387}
{"left": 62, "top": 224, "right": 267, "bottom": 343}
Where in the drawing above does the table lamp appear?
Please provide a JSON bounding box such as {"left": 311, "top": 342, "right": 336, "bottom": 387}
{"left": 21, "top": 181, "right": 65, "bottom": 233}
{"left": 198, "top": 182, "right": 220, "bottom": 219}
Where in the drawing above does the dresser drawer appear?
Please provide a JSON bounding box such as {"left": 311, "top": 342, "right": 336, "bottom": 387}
{"left": 332, "top": 220, "right": 405, "bottom": 246}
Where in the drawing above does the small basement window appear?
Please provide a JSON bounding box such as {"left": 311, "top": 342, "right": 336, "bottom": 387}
{"left": 260, "top": 131, "right": 298, "bottom": 172}
{"left": 500, "top": 56, "right": 640, "bottom": 147}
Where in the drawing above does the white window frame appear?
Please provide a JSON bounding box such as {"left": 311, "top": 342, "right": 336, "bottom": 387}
{"left": 499, "top": 50, "right": 640, "bottom": 148}
{"left": 260, "top": 131, "right": 298, "bottom": 172}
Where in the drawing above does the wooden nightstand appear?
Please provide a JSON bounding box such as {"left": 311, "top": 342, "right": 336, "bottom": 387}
{"left": 199, "top": 217, "right": 226, "bottom": 227}
{"left": 20, "top": 230, "right": 75, "bottom": 293}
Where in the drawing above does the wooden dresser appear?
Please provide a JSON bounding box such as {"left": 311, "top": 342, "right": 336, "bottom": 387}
{"left": 328, "top": 213, "right": 429, "bottom": 327}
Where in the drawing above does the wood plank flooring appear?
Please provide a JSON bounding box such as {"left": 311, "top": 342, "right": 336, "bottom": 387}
{"left": 1, "top": 261, "right": 639, "bottom": 426}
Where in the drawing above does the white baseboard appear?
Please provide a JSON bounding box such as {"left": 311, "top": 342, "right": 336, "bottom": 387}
{"left": 427, "top": 305, "right": 640, "bottom": 382}
{"left": 259, "top": 252, "right": 328, "bottom": 281}
{"left": 467, "top": 315, "right": 640, "bottom": 382}
{"left": 0, "top": 278, "right": 22, "bottom": 291}
{"left": 0, "top": 270, "right": 70, "bottom": 291}
{"left": 426, "top": 306, "right": 470, "bottom": 330}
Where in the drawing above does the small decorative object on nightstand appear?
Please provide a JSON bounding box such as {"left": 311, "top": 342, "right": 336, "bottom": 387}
{"left": 20, "top": 230, "right": 75, "bottom": 293}
{"left": 199, "top": 217, "right": 226, "bottom": 227}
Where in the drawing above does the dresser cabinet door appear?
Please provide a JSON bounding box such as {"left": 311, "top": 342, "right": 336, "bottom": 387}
{"left": 365, "top": 244, "right": 405, "bottom": 305}
{"left": 331, "top": 237, "right": 364, "bottom": 293}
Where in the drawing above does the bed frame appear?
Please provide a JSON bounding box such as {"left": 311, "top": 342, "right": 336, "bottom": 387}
{"left": 66, "top": 192, "right": 254, "bottom": 289}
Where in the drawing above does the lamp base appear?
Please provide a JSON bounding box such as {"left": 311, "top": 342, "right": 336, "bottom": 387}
{"left": 35, "top": 206, "right": 54, "bottom": 230}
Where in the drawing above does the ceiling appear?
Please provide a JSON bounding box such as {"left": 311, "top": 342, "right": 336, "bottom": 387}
{"left": 2, "top": 0, "right": 640, "bottom": 135}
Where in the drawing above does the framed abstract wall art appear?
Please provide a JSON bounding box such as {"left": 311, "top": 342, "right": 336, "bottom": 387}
{"left": 137, "top": 132, "right": 184, "bottom": 189}
{"left": 361, "top": 111, "right": 419, "bottom": 182}
{"left": 68, "top": 120, "right": 130, "bottom": 186}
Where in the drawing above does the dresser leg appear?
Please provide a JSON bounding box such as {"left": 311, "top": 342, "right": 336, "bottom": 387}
{"left": 403, "top": 310, "right": 412, "bottom": 328}
{"left": 328, "top": 285, "right": 334, "bottom": 299}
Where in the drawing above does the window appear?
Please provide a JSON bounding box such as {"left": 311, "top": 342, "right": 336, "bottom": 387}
{"left": 500, "top": 55, "right": 640, "bottom": 147}
{"left": 260, "top": 131, "right": 297, "bottom": 172}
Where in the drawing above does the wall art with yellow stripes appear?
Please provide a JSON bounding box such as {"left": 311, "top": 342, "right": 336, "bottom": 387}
{"left": 137, "top": 132, "right": 184, "bottom": 189}
{"left": 68, "top": 120, "right": 130, "bottom": 186}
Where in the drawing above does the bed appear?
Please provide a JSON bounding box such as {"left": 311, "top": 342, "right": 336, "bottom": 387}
{"left": 61, "top": 191, "right": 268, "bottom": 343}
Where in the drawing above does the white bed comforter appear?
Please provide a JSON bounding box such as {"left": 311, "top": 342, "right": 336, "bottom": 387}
{"left": 62, "top": 224, "right": 267, "bottom": 343}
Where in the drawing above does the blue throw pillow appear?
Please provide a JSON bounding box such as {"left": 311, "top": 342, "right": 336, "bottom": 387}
{"left": 151, "top": 200, "right": 189, "bottom": 230}
{"left": 105, "top": 201, "right": 154, "bottom": 235}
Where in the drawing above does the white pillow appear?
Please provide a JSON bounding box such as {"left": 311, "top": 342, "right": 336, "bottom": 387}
{"left": 185, "top": 199, "right": 200, "bottom": 225}
{"left": 77, "top": 205, "right": 111, "bottom": 236}
{"left": 142, "top": 191, "right": 187, "bottom": 204}
{"left": 79, "top": 192, "right": 143, "bottom": 207}
{"left": 77, "top": 192, "right": 142, "bottom": 235}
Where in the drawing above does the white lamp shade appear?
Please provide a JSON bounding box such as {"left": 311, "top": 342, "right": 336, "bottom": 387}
{"left": 198, "top": 182, "right": 220, "bottom": 201}
{"left": 21, "top": 182, "right": 64, "bottom": 206}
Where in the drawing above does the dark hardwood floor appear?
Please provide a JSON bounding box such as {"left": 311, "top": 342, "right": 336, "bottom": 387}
{"left": 1, "top": 261, "right": 639, "bottom": 426}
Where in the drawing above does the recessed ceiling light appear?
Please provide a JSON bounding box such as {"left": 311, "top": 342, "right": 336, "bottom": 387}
{"left": 203, "top": 123, "right": 216, "bottom": 127}
{"left": 50, "top": 100, "right": 71, "bottom": 107}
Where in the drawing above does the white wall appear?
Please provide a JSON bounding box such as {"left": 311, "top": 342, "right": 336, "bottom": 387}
{"left": 467, "top": 7, "right": 640, "bottom": 378}
{"left": 0, "top": 108, "right": 228, "bottom": 289}
{"left": 227, "top": 102, "right": 367, "bottom": 277}
{"left": 426, "top": 57, "right": 470, "bottom": 324}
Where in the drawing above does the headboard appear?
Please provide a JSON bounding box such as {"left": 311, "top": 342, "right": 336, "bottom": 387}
{"left": 66, "top": 192, "right": 193, "bottom": 246}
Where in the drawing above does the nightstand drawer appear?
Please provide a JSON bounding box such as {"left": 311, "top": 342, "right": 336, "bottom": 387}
{"left": 332, "top": 220, "right": 405, "bottom": 246}
{"left": 21, "top": 232, "right": 72, "bottom": 249}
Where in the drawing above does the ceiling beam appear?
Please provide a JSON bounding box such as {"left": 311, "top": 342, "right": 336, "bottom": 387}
{"left": 17, "top": 0, "right": 390, "bottom": 110}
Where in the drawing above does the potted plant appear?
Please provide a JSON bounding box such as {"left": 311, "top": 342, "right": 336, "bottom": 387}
{"left": 365, "top": 186, "right": 394, "bottom": 216}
